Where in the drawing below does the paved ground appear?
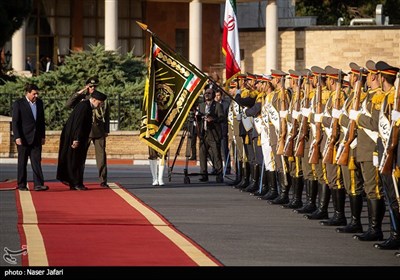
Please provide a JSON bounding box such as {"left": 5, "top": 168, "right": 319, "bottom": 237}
{"left": 1, "top": 161, "right": 400, "bottom": 272}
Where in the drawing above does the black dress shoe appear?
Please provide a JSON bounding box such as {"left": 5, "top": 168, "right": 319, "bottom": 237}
{"left": 199, "top": 177, "right": 209, "bottom": 182}
{"left": 18, "top": 186, "right": 29, "bottom": 191}
{"left": 70, "top": 185, "right": 88, "bottom": 191}
{"left": 100, "top": 182, "right": 109, "bottom": 188}
{"left": 34, "top": 185, "right": 49, "bottom": 191}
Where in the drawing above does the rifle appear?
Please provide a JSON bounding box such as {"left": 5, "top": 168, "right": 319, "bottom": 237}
{"left": 294, "top": 73, "right": 311, "bottom": 157}
{"left": 276, "top": 76, "right": 288, "bottom": 155}
{"left": 336, "top": 70, "right": 363, "bottom": 166}
{"left": 379, "top": 73, "right": 400, "bottom": 175}
{"left": 322, "top": 70, "right": 342, "bottom": 164}
{"left": 308, "top": 74, "right": 323, "bottom": 164}
{"left": 284, "top": 76, "right": 302, "bottom": 157}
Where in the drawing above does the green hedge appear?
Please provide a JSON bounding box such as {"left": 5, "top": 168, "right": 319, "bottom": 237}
{"left": 0, "top": 44, "right": 146, "bottom": 130}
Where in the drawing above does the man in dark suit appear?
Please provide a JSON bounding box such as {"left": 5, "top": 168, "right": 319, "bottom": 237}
{"left": 12, "top": 84, "right": 48, "bottom": 191}
{"left": 197, "top": 88, "right": 225, "bottom": 183}
{"left": 215, "top": 89, "right": 231, "bottom": 175}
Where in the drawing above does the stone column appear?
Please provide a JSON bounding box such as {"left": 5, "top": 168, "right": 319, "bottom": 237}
{"left": 105, "top": 0, "right": 118, "bottom": 51}
{"left": 266, "top": 0, "right": 278, "bottom": 72}
{"left": 189, "top": 0, "right": 202, "bottom": 70}
{"left": 12, "top": 21, "right": 26, "bottom": 72}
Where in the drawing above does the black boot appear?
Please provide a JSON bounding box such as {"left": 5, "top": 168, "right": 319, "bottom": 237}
{"left": 374, "top": 201, "right": 400, "bottom": 249}
{"left": 320, "top": 188, "right": 347, "bottom": 226}
{"left": 252, "top": 168, "right": 269, "bottom": 197}
{"left": 305, "top": 183, "right": 330, "bottom": 220}
{"left": 353, "top": 198, "right": 385, "bottom": 241}
{"left": 270, "top": 173, "right": 291, "bottom": 205}
{"left": 243, "top": 164, "right": 260, "bottom": 193}
{"left": 228, "top": 160, "right": 242, "bottom": 186}
{"left": 294, "top": 180, "right": 318, "bottom": 214}
{"left": 259, "top": 171, "right": 278, "bottom": 201}
{"left": 282, "top": 177, "right": 304, "bottom": 209}
{"left": 336, "top": 194, "right": 363, "bottom": 233}
{"left": 233, "top": 161, "right": 250, "bottom": 189}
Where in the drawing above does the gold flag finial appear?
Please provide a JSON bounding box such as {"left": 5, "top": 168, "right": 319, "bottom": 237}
{"left": 136, "top": 21, "right": 148, "bottom": 31}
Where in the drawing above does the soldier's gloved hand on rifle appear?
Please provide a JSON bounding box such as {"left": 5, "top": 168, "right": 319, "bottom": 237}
{"left": 236, "top": 112, "right": 242, "bottom": 121}
{"left": 373, "top": 152, "right": 379, "bottom": 167}
{"left": 314, "top": 113, "right": 323, "bottom": 123}
{"left": 301, "top": 107, "right": 311, "bottom": 118}
{"left": 236, "top": 89, "right": 241, "bottom": 95}
{"left": 331, "top": 108, "right": 343, "bottom": 119}
{"left": 391, "top": 109, "right": 400, "bottom": 122}
{"left": 242, "top": 107, "right": 248, "bottom": 117}
{"left": 349, "top": 109, "right": 361, "bottom": 121}
{"left": 279, "top": 110, "right": 288, "bottom": 119}
{"left": 292, "top": 110, "right": 301, "bottom": 120}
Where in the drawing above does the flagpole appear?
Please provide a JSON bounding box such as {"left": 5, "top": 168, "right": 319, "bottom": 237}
{"left": 136, "top": 21, "right": 239, "bottom": 105}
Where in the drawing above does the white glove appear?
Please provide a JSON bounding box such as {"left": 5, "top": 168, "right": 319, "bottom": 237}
{"left": 236, "top": 89, "right": 241, "bottom": 95}
{"left": 279, "top": 110, "right": 288, "bottom": 119}
{"left": 331, "top": 108, "right": 342, "bottom": 119}
{"left": 292, "top": 110, "right": 301, "bottom": 120}
{"left": 314, "top": 113, "right": 323, "bottom": 123}
{"left": 301, "top": 107, "right": 311, "bottom": 118}
{"left": 349, "top": 109, "right": 360, "bottom": 121}
{"left": 373, "top": 154, "right": 379, "bottom": 167}
{"left": 236, "top": 112, "right": 242, "bottom": 121}
{"left": 391, "top": 110, "right": 400, "bottom": 122}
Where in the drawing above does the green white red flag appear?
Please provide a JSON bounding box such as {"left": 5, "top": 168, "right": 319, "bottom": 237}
{"left": 139, "top": 35, "right": 208, "bottom": 155}
{"left": 222, "top": 0, "right": 241, "bottom": 81}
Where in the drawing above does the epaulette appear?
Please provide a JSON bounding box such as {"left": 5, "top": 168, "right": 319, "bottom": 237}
{"left": 249, "top": 89, "right": 260, "bottom": 99}
{"left": 309, "top": 89, "right": 316, "bottom": 100}
{"left": 386, "top": 87, "right": 396, "bottom": 105}
{"left": 371, "top": 88, "right": 385, "bottom": 110}
{"left": 321, "top": 88, "right": 330, "bottom": 105}
{"left": 241, "top": 88, "right": 250, "bottom": 98}
{"left": 255, "top": 91, "right": 266, "bottom": 103}
{"left": 360, "top": 91, "right": 368, "bottom": 104}
{"left": 266, "top": 92, "right": 274, "bottom": 103}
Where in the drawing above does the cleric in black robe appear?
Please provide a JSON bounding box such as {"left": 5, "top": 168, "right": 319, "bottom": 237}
{"left": 56, "top": 91, "right": 107, "bottom": 190}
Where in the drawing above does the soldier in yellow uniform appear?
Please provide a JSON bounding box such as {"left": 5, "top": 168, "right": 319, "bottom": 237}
{"left": 242, "top": 75, "right": 265, "bottom": 193}
{"left": 370, "top": 61, "right": 399, "bottom": 248}
{"left": 336, "top": 61, "right": 379, "bottom": 234}
{"left": 306, "top": 67, "right": 346, "bottom": 223}
{"left": 281, "top": 70, "right": 304, "bottom": 208}
{"left": 295, "top": 66, "right": 328, "bottom": 216}
{"left": 227, "top": 78, "right": 245, "bottom": 187}
{"left": 253, "top": 75, "right": 276, "bottom": 197}
{"left": 346, "top": 61, "right": 388, "bottom": 242}
{"left": 259, "top": 70, "right": 289, "bottom": 202}
{"left": 234, "top": 74, "right": 257, "bottom": 190}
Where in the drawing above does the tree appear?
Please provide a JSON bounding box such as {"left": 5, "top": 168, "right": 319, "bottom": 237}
{"left": 0, "top": 0, "right": 32, "bottom": 48}
{"left": 296, "top": 0, "right": 400, "bottom": 25}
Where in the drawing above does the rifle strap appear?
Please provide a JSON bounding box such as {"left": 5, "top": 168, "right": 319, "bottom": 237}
{"left": 360, "top": 98, "right": 378, "bottom": 143}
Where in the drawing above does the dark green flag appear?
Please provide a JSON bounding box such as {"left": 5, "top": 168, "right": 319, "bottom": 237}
{"left": 140, "top": 35, "right": 208, "bottom": 155}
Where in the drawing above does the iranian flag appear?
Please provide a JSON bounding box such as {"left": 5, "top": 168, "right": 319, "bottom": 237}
{"left": 222, "top": 0, "right": 241, "bottom": 81}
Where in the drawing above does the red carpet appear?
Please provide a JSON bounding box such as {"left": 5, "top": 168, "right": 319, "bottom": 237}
{"left": 15, "top": 182, "right": 222, "bottom": 266}
{"left": 0, "top": 179, "right": 17, "bottom": 190}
